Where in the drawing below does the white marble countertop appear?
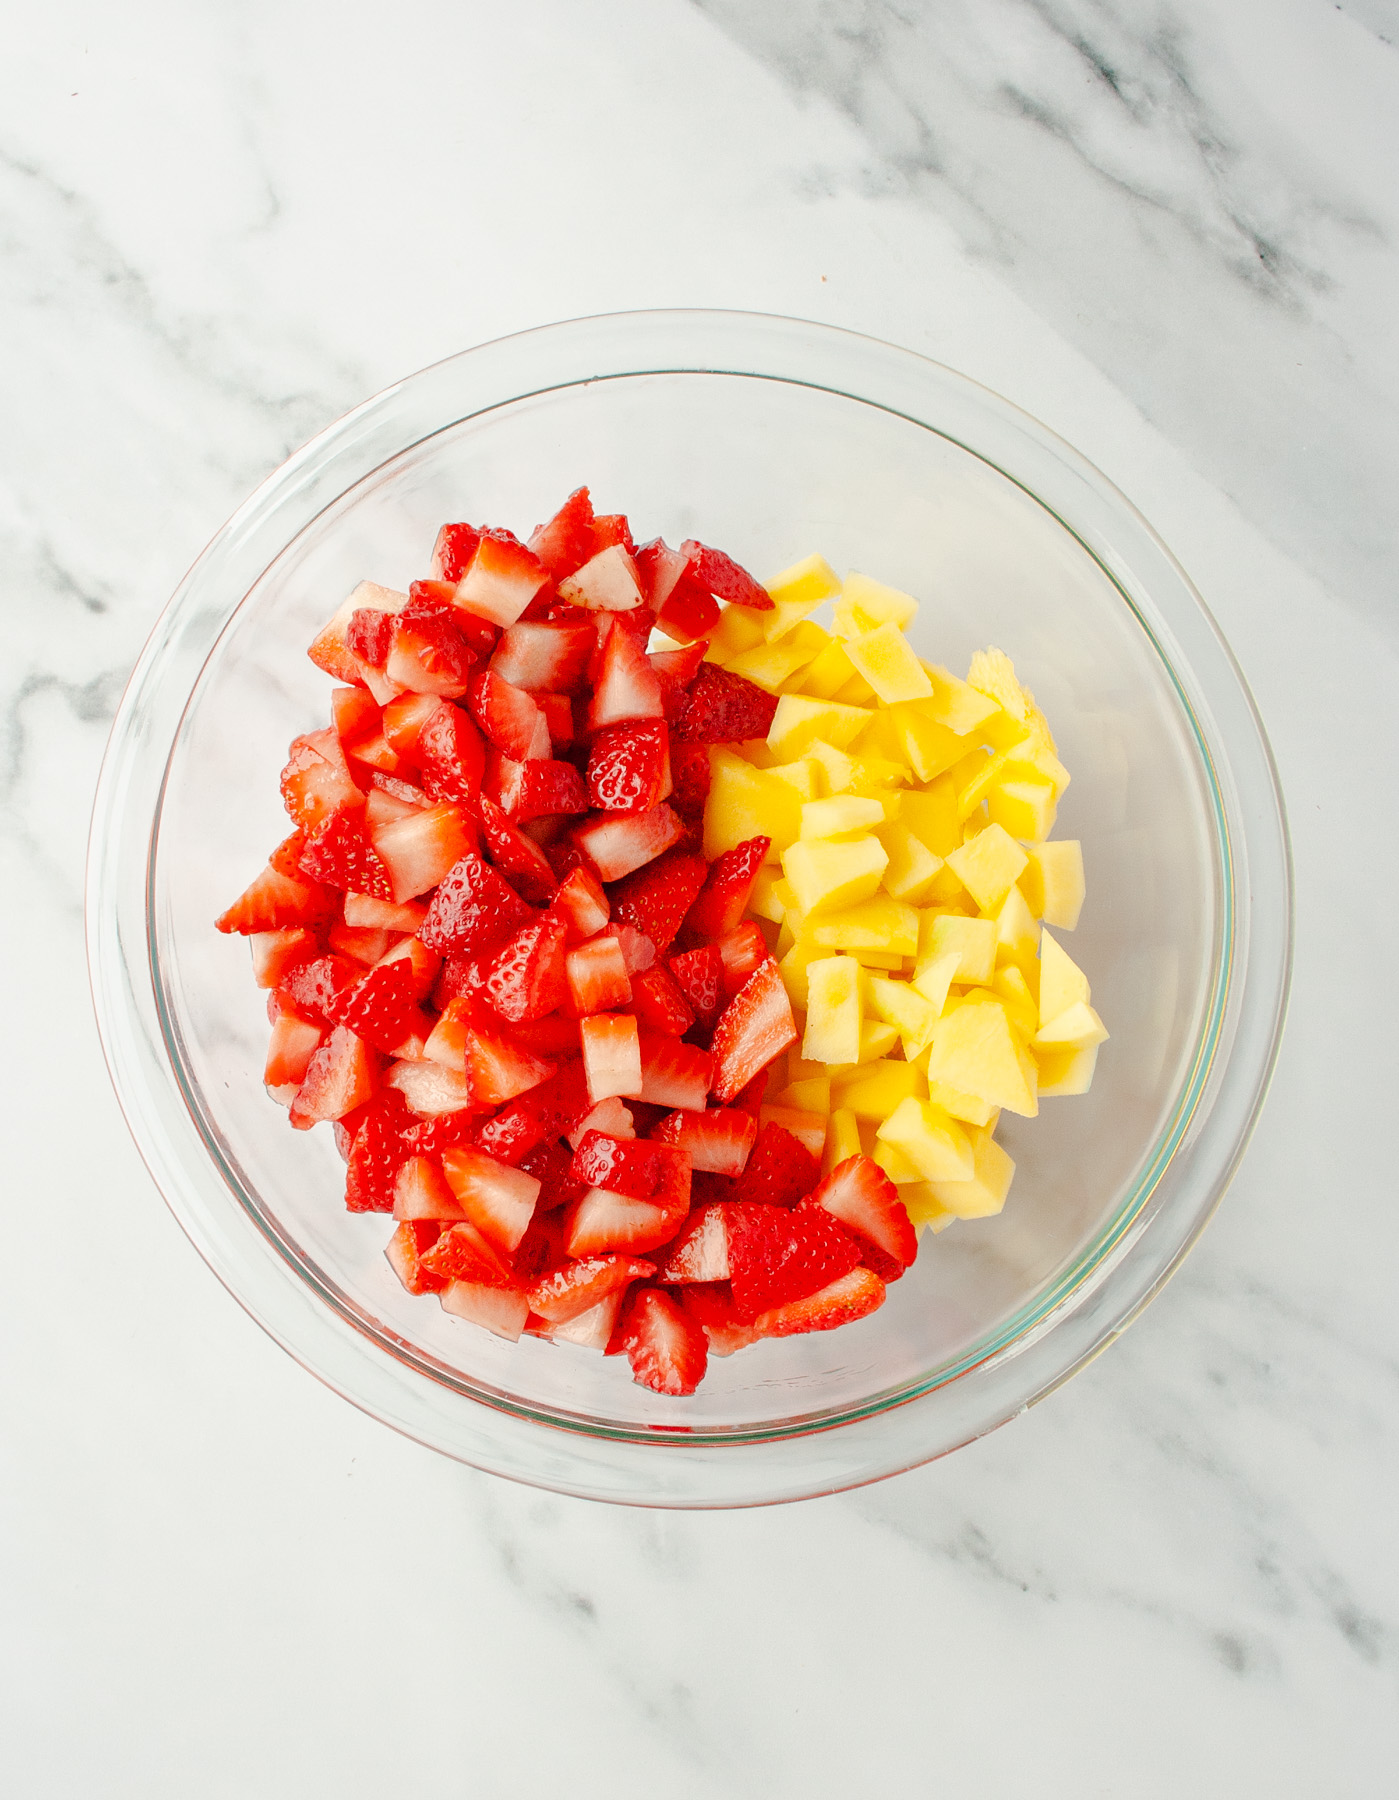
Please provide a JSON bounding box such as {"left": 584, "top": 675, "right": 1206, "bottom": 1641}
{"left": 4, "top": 2, "right": 1395, "bottom": 1792}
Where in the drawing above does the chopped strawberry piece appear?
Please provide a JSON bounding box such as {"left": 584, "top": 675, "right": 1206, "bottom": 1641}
{"left": 484, "top": 913, "right": 569, "bottom": 1023}
{"left": 724, "top": 1201, "right": 861, "bottom": 1319}
{"left": 343, "top": 892, "right": 426, "bottom": 932}
{"left": 551, "top": 864, "right": 610, "bottom": 941}
{"left": 649, "top": 639, "right": 708, "bottom": 696}
{"left": 289, "top": 1026, "right": 379, "bottom": 1128}
{"left": 680, "top": 538, "right": 773, "bottom": 610}
{"left": 331, "top": 684, "right": 382, "bottom": 749}
{"left": 680, "top": 1282, "right": 762, "bottom": 1356}
{"left": 267, "top": 830, "right": 310, "bottom": 878}
{"left": 264, "top": 1007, "right": 325, "bottom": 1100}
{"left": 579, "top": 1012, "right": 642, "bottom": 1103}
{"left": 669, "top": 942, "right": 725, "bottom": 1025}
{"left": 509, "top": 1013, "right": 583, "bottom": 1059}
{"left": 686, "top": 836, "right": 770, "bottom": 940}
{"left": 671, "top": 664, "right": 778, "bottom": 744}
{"left": 344, "top": 1096, "right": 412, "bottom": 1212}
{"left": 371, "top": 802, "right": 476, "bottom": 904}
{"left": 617, "top": 1287, "right": 708, "bottom": 1395}
{"left": 418, "top": 851, "right": 535, "bottom": 955}
{"left": 590, "top": 512, "right": 636, "bottom": 554}
{"left": 281, "top": 952, "right": 362, "bottom": 1023}
{"left": 535, "top": 691, "right": 574, "bottom": 749}
{"left": 630, "top": 964, "right": 695, "bottom": 1037}
{"left": 280, "top": 730, "right": 366, "bottom": 830}
{"left": 573, "top": 805, "right": 685, "bottom": 883}
{"left": 636, "top": 1033, "right": 712, "bottom": 1110}
{"left": 384, "top": 597, "right": 478, "bottom": 698}
{"left": 374, "top": 932, "right": 440, "bottom": 1003}
{"left": 634, "top": 538, "right": 688, "bottom": 611}
{"left": 473, "top": 1059, "right": 591, "bottom": 1164}
{"left": 806, "top": 1156, "right": 918, "bottom": 1269}
{"left": 382, "top": 691, "right": 443, "bottom": 758}
{"left": 755, "top": 1266, "right": 886, "bottom": 1337}
{"left": 298, "top": 807, "right": 393, "bottom": 899}
{"left": 454, "top": 527, "right": 549, "bottom": 628}
{"left": 309, "top": 583, "right": 405, "bottom": 685}
{"left": 601, "top": 921, "right": 656, "bottom": 973}
{"left": 475, "top": 794, "right": 557, "bottom": 904}
{"left": 468, "top": 671, "right": 549, "bottom": 761}
{"left": 526, "top": 487, "right": 596, "bottom": 580}
{"left": 569, "top": 1131, "right": 687, "bottom": 1203}
{"left": 430, "top": 521, "right": 483, "bottom": 583}
{"left": 516, "top": 1139, "right": 588, "bottom": 1216}
{"left": 716, "top": 921, "right": 768, "bottom": 994}
{"left": 439, "top": 1144, "right": 541, "bottom": 1251}
{"left": 566, "top": 1095, "right": 635, "bottom": 1150}
{"left": 565, "top": 933, "right": 632, "bottom": 1016}
{"left": 419, "top": 1213, "right": 515, "bottom": 1282}
{"left": 462, "top": 1023, "right": 555, "bottom": 1110}
{"left": 729, "top": 1122, "right": 820, "bottom": 1208}
{"left": 415, "top": 701, "right": 487, "bottom": 805}
{"left": 385, "top": 1219, "right": 447, "bottom": 1294}
{"left": 558, "top": 543, "right": 646, "bottom": 612}
{"left": 650, "top": 1106, "right": 757, "bottom": 1176}
{"left": 512, "top": 1205, "right": 575, "bottom": 1281}
{"left": 249, "top": 926, "right": 322, "bottom": 989}
{"left": 586, "top": 619, "right": 665, "bottom": 731}
{"left": 656, "top": 573, "right": 721, "bottom": 644}
{"left": 709, "top": 959, "right": 797, "bottom": 1104}
{"left": 439, "top": 1279, "right": 530, "bottom": 1341}
{"left": 345, "top": 608, "right": 395, "bottom": 670}
{"left": 403, "top": 1108, "right": 479, "bottom": 1157}
{"left": 490, "top": 620, "right": 595, "bottom": 694}
{"left": 609, "top": 849, "right": 706, "bottom": 955}
{"left": 586, "top": 719, "right": 669, "bottom": 814}
{"left": 565, "top": 1189, "right": 689, "bottom": 1259}
{"left": 668, "top": 742, "right": 712, "bottom": 822}
{"left": 216, "top": 863, "right": 337, "bottom": 934}
{"left": 526, "top": 1253, "right": 655, "bottom": 1324}
{"left": 323, "top": 958, "right": 422, "bottom": 1054}
{"left": 656, "top": 1204, "right": 731, "bottom": 1283}
{"left": 383, "top": 1056, "right": 472, "bottom": 1116}
{"left": 487, "top": 752, "right": 589, "bottom": 824}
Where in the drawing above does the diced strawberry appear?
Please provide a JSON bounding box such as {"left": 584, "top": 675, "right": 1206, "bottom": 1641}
{"left": 473, "top": 1059, "right": 591, "bottom": 1164}
{"left": 565, "top": 934, "right": 632, "bottom": 1016}
{"left": 551, "top": 865, "right": 610, "bottom": 941}
{"left": 462, "top": 1024, "right": 555, "bottom": 1110}
{"left": 685, "top": 836, "right": 771, "bottom": 941}
{"left": 439, "top": 1278, "right": 530, "bottom": 1341}
{"left": 344, "top": 729, "right": 403, "bottom": 777}
{"left": 669, "top": 943, "right": 725, "bottom": 1025}
{"left": 516, "top": 1139, "right": 588, "bottom": 1216}
{"left": 512, "top": 1206, "right": 575, "bottom": 1282}
{"left": 281, "top": 952, "right": 362, "bottom": 1023}
{"left": 467, "top": 671, "right": 548, "bottom": 761}
{"left": 414, "top": 701, "right": 487, "bottom": 805}
{"left": 474, "top": 794, "right": 557, "bottom": 905}
{"left": 217, "top": 856, "right": 338, "bottom": 936}
{"left": 756, "top": 1266, "right": 886, "bottom": 1337}
{"left": 657, "top": 573, "right": 721, "bottom": 644}
{"left": 342, "top": 607, "right": 395, "bottom": 672}
{"left": 649, "top": 638, "right": 708, "bottom": 695}
{"left": 297, "top": 807, "right": 393, "bottom": 899}
{"left": 266, "top": 830, "right": 309, "bottom": 878}
{"left": 671, "top": 664, "right": 778, "bottom": 744}
{"left": 328, "top": 919, "right": 391, "bottom": 966}
{"left": 601, "top": 921, "right": 656, "bottom": 973}
{"left": 410, "top": 579, "right": 501, "bottom": 659}
{"left": 656, "top": 1204, "right": 731, "bottom": 1283}
{"left": 586, "top": 720, "right": 668, "bottom": 814}
{"left": 249, "top": 926, "right": 323, "bottom": 988}
{"left": 579, "top": 1013, "right": 642, "bottom": 1103}
{"left": 422, "top": 997, "right": 481, "bottom": 1068}
{"left": 331, "top": 684, "right": 382, "bottom": 748}
{"left": 489, "top": 619, "right": 595, "bottom": 694}
{"left": 617, "top": 1287, "right": 708, "bottom": 1395}
{"left": 487, "top": 753, "right": 589, "bottom": 824}
{"left": 385, "top": 1219, "right": 448, "bottom": 1294}
{"left": 729, "top": 1070, "right": 768, "bottom": 1119}
{"left": 264, "top": 1007, "right": 325, "bottom": 1100}
{"left": 806, "top": 1157, "right": 918, "bottom": 1269}
{"left": 484, "top": 913, "right": 569, "bottom": 1023}
{"left": 526, "top": 487, "right": 596, "bottom": 581}
{"left": 384, "top": 597, "right": 479, "bottom": 698}
{"left": 343, "top": 893, "right": 426, "bottom": 932}
{"left": 510, "top": 1013, "right": 583, "bottom": 1059}
{"left": 574, "top": 805, "right": 686, "bottom": 884}
{"left": 569, "top": 1132, "right": 687, "bottom": 1203}
{"left": 586, "top": 619, "right": 665, "bottom": 731}
{"left": 323, "top": 958, "right": 422, "bottom": 1054}
{"left": 382, "top": 691, "right": 443, "bottom": 758}
{"left": 637, "top": 1033, "right": 712, "bottom": 1110}
{"left": 309, "top": 582, "right": 406, "bottom": 685}
{"left": 280, "top": 730, "right": 365, "bottom": 831}
{"left": 715, "top": 921, "right": 768, "bottom": 995}
{"left": 680, "top": 1282, "right": 762, "bottom": 1356}
{"left": 651, "top": 1106, "right": 757, "bottom": 1176}
{"left": 590, "top": 513, "right": 636, "bottom": 554}
{"left": 728, "top": 1122, "right": 820, "bottom": 1208}
{"left": 526, "top": 1253, "right": 655, "bottom": 1324}
{"left": 558, "top": 543, "right": 646, "bottom": 612}
{"left": 758, "top": 1104, "right": 827, "bottom": 1162}
{"left": 534, "top": 1287, "right": 630, "bottom": 1351}
{"left": 289, "top": 1026, "right": 379, "bottom": 1128}
{"left": 438, "top": 1144, "right": 541, "bottom": 1252}
{"left": 374, "top": 932, "right": 440, "bottom": 1003}
{"left": 630, "top": 964, "right": 695, "bottom": 1037}
{"left": 668, "top": 742, "right": 712, "bottom": 822}
{"left": 681, "top": 539, "right": 773, "bottom": 610}
{"left": 418, "top": 1212, "right": 517, "bottom": 1278}
{"left": 709, "top": 959, "right": 797, "bottom": 1104}
{"left": 364, "top": 786, "right": 422, "bottom": 832}
{"left": 609, "top": 848, "right": 706, "bottom": 956}
{"left": 724, "top": 1201, "right": 861, "bottom": 1319}
{"left": 430, "top": 522, "right": 483, "bottom": 583}
{"left": 536, "top": 691, "right": 574, "bottom": 749}
{"left": 418, "top": 850, "right": 534, "bottom": 955}
{"left": 634, "top": 538, "right": 688, "bottom": 612}
{"left": 403, "top": 1108, "right": 479, "bottom": 1157}
{"left": 565, "top": 1189, "right": 688, "bottom": 1259}
{"left": 344, "top": 1095, "right": 412, "bottom": 1212}
{"left": 383, "top": 1056, "right": 472, "bottom": 1116}
{"left": 566, "top": 1096, "right": 636, "bottom": 1150}
{"left": 372, "top": 803, "right": 476, "bottom": 904}
{"left": 454, "top": 527, "right": 549, "bottom": 628}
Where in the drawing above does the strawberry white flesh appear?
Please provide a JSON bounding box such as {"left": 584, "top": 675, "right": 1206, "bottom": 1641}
{"left": 579, "top": 1013, "right": 643, "bottom": 1103}
{"left": 558, "top": 544, "right": 645, "bottom": 611}
{"left": 573, "top": 806, "right": 685, "bottom": 882}
{"left": 384, "top": 1057, "right": 472, "bottom": 1115}
{"left": 440, "top": 1145, "right": 541, "bottom": 1252}
{"left": 651, "top": 1106, "right": 756, "bottom": 1175}
{"left": 371, "top": 803, "right": 474, "bottom": 903}
{"left": 439, "top": 1279, "right": 530, "bottom": 1341}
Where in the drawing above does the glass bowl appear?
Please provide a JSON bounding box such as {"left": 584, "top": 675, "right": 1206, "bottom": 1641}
{"left": 87, "top": 311, "right": 1291, "bottom": 1506}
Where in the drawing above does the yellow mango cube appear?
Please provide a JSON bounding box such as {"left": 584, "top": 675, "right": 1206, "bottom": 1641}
{"left": 911, "top": 947, "right": 961, "bottom": 1016}
{"left": 766, "top": 758, "right": 821, "bottom": 800}
{"left": 809, "top": 895, "right": 919, "bottom": 957}
{"left": 776, "top": 936, "right": 824, "bottom": 1008}
{"left": 877, "top": 1096, "right": 975, "bottom": 1181}
{"left": 705, "top": 602, "right": 766, "bottom": 664}
{"left": 801, "top": 795, "right": 886, "bottom": 839}
{"left": 768, "top": 693, "right": 871, "bottom": 759}
{"left": 838, "top": 571, "right": 920, "bottom": 632}
{"left": 923, "top": 1075, "right": 1000, "bottom": 1128}
{"left": 747, "top": 867, "right": 787, "bottom": 924}
{"left": 876, "top": 820, "right": 943, "bottom": 904}
{"left": 992, "top": 962, "right": 1039, "bottom": 1040}
{"left": 920, "top": 913, "right": 997, "bottom": 985}
{"left": 925, "top": 996, "right": 1038, "bottom": 1117}
{"left": 899, "top": 776, "right": 961, "bottom": 857}
{"left": 1000, "top": 735, "right": 1071, "bottom": 797}
{"left": 831, "top": 669, "right": 877, "bottom": 705}
{"left": 944, "top": 823, "right": 1029, "bottom": 914}
{"left": 1036, "top": 1043, "right": 1099, "bottom": 1096}
{"left": 704, "top": 749, "right": 801, "bottom": 862}
{"left": 994, "top": 883, "right": 1041, "bottom": 979}
{"left": 781, "top": 835, "right": 888, "bottom": 916}
{"left": 845, "top": 623, "right": 934, "bottom": 704}
{"left": 919, "top": 665, "right": 1001, "bottom": 737}
{"left": 726, "top": 636, "right": 824, "bottom": 692}
{"left": 989, "top": 778, "right": 1058, "bottom": 842}
{"left": 1020, "top": 840, "right": 1085, "bottom": 930}
{"left": 797, "top": 640, "right": 862, "bottom": 699}
{"left": 774, "top": 1076, "right": 832, "bottom": 1116}
{"left": 859, "top": 1019, "right": 901, "bottom": 1061}
{"left": 804, "top": 956, "right": 863, "bottom": 1065}
{"left": 1035, "top": 1000, "right": 1109, "bottom": 1051}
{"left": 1038, "top": 929, "right": 1090, "bottom": 1027}
{"left": 925, "top": 1123, "right": 1016, "bottom": 1219}
{"left": 888, "top": 703, "right": 976, "bottom": 782}
{"left": 866, "top": 976, "right": 939, "bottom": 1060}
{"left": 761, "top": 554, "right": 841, "bottom": 640}
{"left": 899, "top": 1182, "right": 959, "bottom": 1234}
{"left": 853, "top": 709, "right": 914, "bottom": 774}
{"left": 823, "top": 1105, "right": 862, "bottom": 1173}
{"left": 872, "top": 1137, "right": 923, "bottom": 1184}
{"left": 832, "top": 1058, "right": 925, "bottom": 1119}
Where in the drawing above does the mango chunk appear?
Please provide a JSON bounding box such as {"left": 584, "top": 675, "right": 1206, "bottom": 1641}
{"left": 804, "top": 956, "right": 863, "bottom": 1065}
{"left": 801, "top": 795, "right": 886, "bottom": 840}
{"left": 872, "top": 1137, "right": 923, "bottom": 1184}
{"left": 919, "top": 913, "right": 997, "bottom": 985}
{"left": 992, "top": 962, "right": 1039, "bottom": 1040}
{"left": 797, "top": 640, "right": 862, "bottom": 699}
{"left": 919, "top": 665, "right": 1001, "bottom": 737}
{"left": 837, "top": 571, "right": 920, "bottom": 633}
{"left": 1020, "top": 840, "right": 1085, "bottom": 930}
{"left": 704, "top": 749, "right": 801, "bottom": 863}
{"left": 877, "top": 1096, "right": 975, "bottom": 1182}
{"left": 923, "top": 1075, "right": 1000, "bottom": 1128}
{"left": 1035, "top": 1000, "right": 1109, "bottom": 1051}
{"left": 911, "top": 947, "right": 962, "bottom": 1017}
{"left": 859, "top": 1019, "right": 901, "bottom": 1061}
{"left": 876, "top": 820, "right": 944, "bottom": 903}
{"left": 781, "top": 835, "right": 888, "bottom": 916}
{"left": 705, "top": 602, "right": 766, "bottom": 664}
{"left": 899, "top": 777, "right": 961, "bottom": 858}
{"left": 823, "top": 1105, "right": 863, "bottom": 1174}
{"left": 761, "top": 554, "right": 841, "bottom": 640}
{"left": 924, "top": 1123, "right": 1016, "bottom": 1219}
{"left": 994, "top": 883, "right": 1041, "bottom": 979}
{"left": 866, "top": 976, "right": 940, "bottom": 1060}
{"left": 989, "top": 778, "right": 1058, "bottom": 841}
{"left": 1038, "top": 929, "right": 1090, "bottom": 1027}
{"left": 759, "top": 1106, "right": 828, "bottom": 1161}
{"left": 726, "top": 636, "right": 825, "bottom": 692}
{"left": 748, "top": 866, "right": 787, "bottom": 924}
{"left": 767, "top": 758, "right": 821, "bottom": 800}
{"left": 1036, "top": 1043, "right": 1099, "bottom": 1096}
{"left": 768, "top": 693, "right": 871, "bottom": 759}
{"left": 774, "top": 1075, "right": 832, "bottom": 1115}
{"left": 809, "top": 895, "right": 919, "bottom": 957}
{"left": 899, "top": 1183, "right": 959, "bottom": 1234}
{"left": 888, "top": 703, "right": 976, "bottom": 782}
{"left": 845, "top": 623, "right": 934, "bottom": 704}
{"left": 832, "top": 1058, "right": 925, "bottom": 1120}
{"left": 925, "top": 996, "right": 1038, "bottom": 1118}
{"left": 945, "top": 823, "right": 1028, "bottom": 914}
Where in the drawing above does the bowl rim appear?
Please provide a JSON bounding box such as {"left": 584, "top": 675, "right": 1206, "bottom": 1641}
{"left": 87, "top": 308, "right": 1293, "bottom": 1506}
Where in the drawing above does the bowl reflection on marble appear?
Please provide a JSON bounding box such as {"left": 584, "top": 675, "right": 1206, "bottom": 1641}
{"left": 87, "top": 311, "right": 1290, "bottom": 1507}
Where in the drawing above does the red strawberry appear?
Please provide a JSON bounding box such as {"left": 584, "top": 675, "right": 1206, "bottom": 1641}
{"left": 439, "top": 1144, "right": 542, "bottom": 1252}
{"left": 420, "top": 1213, "right": 518, "bottom": 1282}
{"left": 728, "top": 1122, "right": 819, "bottom": 1207}
{"left": 476, "top": 794, "right": 557, "bottom": 904}
{"left": 309, "top": 583, "right": 405, "bottom": 686}
{"left": 526, "top": 1253, "right": 655, "bottom": 1324}
{"left": 331, "top": 685, "right": 382, "bottom": 750}
{"left": 671, "top": 665, "right": 778, "bottom": 744}
{"left": 617, "top": 1287, "right": 708, "bottom": 1395}
{"left": 609, "top": 848, "right": 706, "bottom": 955}
{"left": 586, "top": 619, "right": 665, "bottom": 731}
{"left": 573, "top": 805, "right": 685, "bottom": 882}
{"left": 668, "top": 943, "right": 725, "bottom": 1025}
{"left": 289, "top": 1026, "right": 379, "bottom": 1128}
{"left": 709, "top": 959, "right": 797, "bottom": 1104}
{"left": 509, "top": 1013, "right": 583, "bottom": 1059}
{"left": 326, "top": 958, "right": 424, "bottom": 1054}
{"left": 385, "top": 1219, "right": 448, "bottom": 1294}
{"left": 558, "top": 543, "right": 646, "bottom": 613}
{"left": 685, "top": 836, "right": 770, "bottom": 940}
{"left": 590, "top": 513, "right": 636, "bottom": 554}
{"left": 454, "top": 527, "right": 549, "bottom": 628}
{"left": 579, "top": 1012, "right": 642, "bottom": 1104}
{"left": 344, "top": 1096, "right": 412, "bottom": 1212}
{"left": 404, "top": 1108, "right": 480, "bottom": 1158}
{"left": 656, "top": 573, "right": 721, "bottom": 644}
{"left": 649, "top": 639, "right": 708, "bottom": 697}
{"left": 630, "top": 964, "right": 695, "bottom": 1037}
{"left": 634, "top": 537, "right": 688, "bottom": 611}
{"left": 656, "top": 1204, "right": 731, "bottom": 1282}
{"left": 569, "top": 1132, "right": 688, "bottom": 1204}
{"left": 565, "top": 1189, "right": 689, "bottom": 1259}
{"left": 430, "top": 521, "right": 482, "bottom": 583}
{"left": 668, "top": 742, "right": 712, "bottom": 822}
{"left": 418, "top": 851, "right": 535, "bottom": 955}
{"left": 264, "top": 1007, "right": 325, "bottom": 1100}
{"left": 516, "top": 1138, "right": 588, "bottom": 1215}
{"left": 680, "top": 1282, "right": 762, "bottom": 1356}
{"left": 636, "top": 1033, "right": 712, "bottom": 1110}
{"left": 564, "top": 933, "right": 632, "bottom": 1016}
{"left": 371, "top": 802, "right": 476, "bottom": 904}
{"left": 382, "top": 691, "right": 443, "bottom": 758}
{"left": 601, "top": 921, "right": 656, "bottom": 973}
{"left": 439, "top": 1278, "right": 530, "bottom": 1342}
{"left": 216, "top": 863, "right": 337, "bottom": 934}
{"left": 392, "top": 1156, "right": 468, "bottom": 1220}
{"left": 551, "top": 864, "right": 610, "bottom": 941}
{"left": 716, "top": 921, "right": 768, "bottom": 994}
{"left": 267, "top": 830, "right": 310, "bottom": 878}
{"left": 374, "top": 932, "right": 440, "bottom": 1003}
{"left": 680, "top": 539, "right": 773, "bottom": 610}
{"left": 468, "top": 671, "right": 550, "bottom": 761}
{"left": 280, "top": 729, "right": 366, "bottom": 830}
{"left": 806, "top": 1156, "right": 917, "bottom": 1269}
{"left": 473, "top": 1059, "right": 592, "bottom": 1164}
{"left": 586, "top": 719, "right": 669, "bottom": 814}
{"left": 536, "top": 691, "right": 575, "bottom": 749}
{"left": 650, "top": 1106, "right": 757, "bottom": 1176}
{"left": 298, "top": 807, "right": 393, "bottom": 899}
{"left": 724, "top": 1201, "right": 861, "bottom": 1318}
{"left": 526, "top": 486, "right": 596, "bottom": 581}
{"left": 281, "top": 953, "right": 362, "bottom": 1023}
{"left": 462, "top": 1024, "right": 555, "bottom": 1110}
{"left": 343, "top": 607, "right": 395, "bottom": 670}
{"left": 512, "top": 1205, "right": 575, "bottom": 1281}
{"left": 755, "top": 1266, "right": 886, "bottom": 1337}
{"left": 490, "top": 620, "right": 595, "bottom": 694}
{"left": 566, "top": 1095, "right": 635, "bottom": 1149}
{"left": 384, "top": 1056, "right": 472, "bottom": 1117}
{"left": 385, "top": 597, "right": 479, "bottom": 698}
{"left": 249, "top": 926, "right": 322, "bottom": 989}
{"left": 414, "top": 701, "right": 487, "bottom": 805}
{"left": 484, "top": 913, "right": 569, "bottom": 1023}
{"left": 487, "top": 753, "right": 589, "bottom": 824}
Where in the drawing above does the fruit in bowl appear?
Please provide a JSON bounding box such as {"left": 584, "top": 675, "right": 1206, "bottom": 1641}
{"left": 215, "top": 484, "right": 1106, "bottom": 1398}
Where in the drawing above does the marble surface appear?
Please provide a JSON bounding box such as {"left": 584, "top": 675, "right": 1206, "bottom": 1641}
{"left": 3, "top": 1, "right": 1395, "bottom": 1792}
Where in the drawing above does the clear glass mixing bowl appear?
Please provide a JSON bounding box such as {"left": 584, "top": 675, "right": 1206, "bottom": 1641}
{"left": 87, "top": 311, "right": 1291, "bottom": 1506}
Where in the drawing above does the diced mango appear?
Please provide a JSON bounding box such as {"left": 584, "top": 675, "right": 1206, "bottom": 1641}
{"left": 919, "top": 913, "right": 997, "bottom": 985}
{"left": 944, "top": 823, "right": 1029, "bottom": 914}
{"left": 823, "top": 1105, "right": 863, "bottom": 1174}
{"left": 845, "top": 623, "right": 934, "bottom": 704}
{"left": 911, "top": 947, "right": 961, "bottom": 1017}
{"left": 767, "top": 758, "right": 821, "bottom": 800}
{"left": 919, "top": 665, "right": 1001, "bottom": 737}
{"left": 804, "top": 956, "right": 863, "bottom": 1065}
{"left": 797, "top": 641, "right": 862, "bottom": 699}
{"left": 809, "top": 896, "right": 919, "bottom": 957}
{"left": 800, "top": 795, "right": 886, "bottom": 839}
{"left": 768, "top": 694, "right": 871, "bottom": 759}
{"left": 866, "top": 976, "right": 939, "bottom": 1060}
{"left": 967, "top": 646, "right": 1058, "bottom": 749}
{"left": 776, "top": 936, "right": 824, "bottom": 1009}
{"left": 781, "top": 835, "right": 888, "bottom": 916}
{"left": 877, "top": 1096, "right": 975, "bottom": 1182}
{"left": 726, "top": 636, "right": 825, "bottom": 692}
{"left": 925, "top": 996, "right": 1038, "bottom": 1117}
{"left": 899, "top": 1182, "right": 959, "bottom": 1234}
{"left": 899, "top": 776, "right": 961, "bottom": 858}
{"left": 832, "top": 1058, "right": 925, "bottom": 1119}
{"left": 774, "top": 1075, "right": 832, "bottom": 1115}
{"left": 923, "top": 1074, "right": 1000, "bottom": 1128}
{"left": 704, "top": 749, "right": 802, "bottom": 863}
{"left": 831, "top": 669, "right": 877, "bottom": 705}
{"left": 1020, "top": 840, "right": 1085, "bottom": 930}
{"left": 852, "top": 709, "right": 914, "bottom": 774}
{"left": 747, "top": 867, "right": 787, "bottom": 926}
{"left": 992, "top": 962, "right": 1039, "bottom": 1040}
{"left": 924, "top": 1123, "right": 1015, "bottom": 1219}
{"left": 705, "top": 602, "right": 766, "bottom": 664}
{"left": 761, "top": 554, "right": 841, "bottom": 640}
{"left": 1000, "top": 735, "right": 1071, "bottom": 797}
{"left": 1036, "top": 1043, "right": 1099, "bottom": 1096}
{"left": 875, "top": 820, "right": 943, "bottom": 904}
{"left": 989, "top": 778, "right": 1058, "bottom": 841}
{"left": 1038, "top": 929, "right": 1090, "bottom": 1027}
{"left": 888, "top": 703, "right": 976, "bottom": 782}
{"left": 1035, "top": 1000, "right": 1109, "bottom": 1051}
{"left": 837, "top": 571, "right": 920, "bottom": 633}
{"left": 994, "top": 883, "right": 1040, "bottom": 980}
{"left": 872, "top": 1137, "right": 923, "bottom": 1184}
{"left": 859, "top": 1019, "right": 901, "bottom": 1061}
